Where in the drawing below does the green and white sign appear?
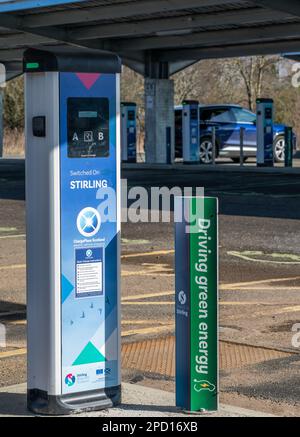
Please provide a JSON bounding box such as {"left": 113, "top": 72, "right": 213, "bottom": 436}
{"left": 175, "top": 197, "right": 219, "bottom": 412}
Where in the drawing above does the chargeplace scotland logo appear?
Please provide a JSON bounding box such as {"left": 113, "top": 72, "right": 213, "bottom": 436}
{"left": 65, "top": 373, "right": 76, "bottom": 387}
{"left": 178, "top": 290, "right": 187, "bottom": 305}
{"left": 77, "top": 207, "right": 101, "bottom": 238}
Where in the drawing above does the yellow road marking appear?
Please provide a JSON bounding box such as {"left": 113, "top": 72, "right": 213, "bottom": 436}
{"left": 122, "top": 291, "right": 174, "bottom": 301}
{"left": 122, "top": 301, "right": 174, "bottom": 305}
{"left": 221, "top": 276, "right": 300, "bottom": 289}
{"left": 122, "top": 262, "right": 173, "bottom": 277}
{"left": 121, "top": 320, "right": 170, "bottom": 325}
{"left": 0, "top": 348, "right": 27, "bottom": 359}
{"left": 7, "top": 320, "right": 27, "bottom": 326}
{"left": 228, "top": 250, "right": 300, "bottom": 265}
{"left": 5, "top": 319, "right": 170, "bottom": 326}
{"left": 122, "top": 239, "right": 150, "bottom": 246}
{"left": 122, "top": 271, "right": 173, "bottom": 277}
{"left": 122, "top": 301, "right": 278, "bottom": 306}
{"left": 0, "top": 227, "right": 18, "bottom": 233}
{"left": 122, "top": 324, "right": 174, "bottom": 337}
{"left": 255, "top": 305, "right": 300, "bottom": 317}
{"left": 0, "top": 234, "right": 25, "bottom": 240}
{"left": 0, "top": 264, "right": 25, "bottom": 271}
{"left": 221, "top": 301, "right": 276, "bottom": 306}
{"left": 224, "top": 287, "right": 300, "bottom": 291}
{"left": 122, "top": 249, "right": 174, "bottom": 259}
{"left": 122, "top": 270, "right": 174, "bottom": 278}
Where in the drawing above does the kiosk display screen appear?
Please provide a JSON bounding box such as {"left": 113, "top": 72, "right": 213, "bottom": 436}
{"left": 128, "top": 110, "right": 135, "bottom": 121}
{"left": 265, "top": 107, "right": 273, "bottom": 120}
{"left": 67, "top": 97, "right": 109, "bottom": 158}
{"left": 190, "top": 108, "right": 198, "bottom": 120}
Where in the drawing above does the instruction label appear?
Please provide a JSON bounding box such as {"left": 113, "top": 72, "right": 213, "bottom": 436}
{"left": 75, "top": 247, "right": 104, "bottom": 298}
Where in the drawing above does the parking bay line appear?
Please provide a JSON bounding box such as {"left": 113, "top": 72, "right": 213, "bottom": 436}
{"left": 121, "top": 270, "right": 174, "bottom": 278}
{"left": 122, "top": 324, "right": 174, "bottom": 337}
{"left": 0, "top": 234, "right": 25, "bottom": 240}
{"left": 0, "top": 264, "right": 25, "bottom": 271}
{"left": 254, "top": 305, "right": 300, "bottom": 317}
{"left": 122, "top": 291, "right": 174, "bottom": 301}
{"left": 221, "top": 276, "right": 300, "bottom": 289}
{"left": 5, "top": 319, "right": 171, "bottom": 327}
{"left": 223, "top": 286, "right": 300, "bottom": 291}
{"left": 122, "top": 320, "right": 171, "bottom": 325}
{"left": 122, "top": 249, "right": 174, "bottom": 259}
{"left": 122, "top": 301, "right": 174, "bottom": 305}
{"left": 0, "top": 348, "right": 27, "bottom": 359}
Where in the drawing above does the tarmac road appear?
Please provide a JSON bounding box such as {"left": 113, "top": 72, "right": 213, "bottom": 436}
{"left": 0, "top": 159, "right": 299, "bottom": 416}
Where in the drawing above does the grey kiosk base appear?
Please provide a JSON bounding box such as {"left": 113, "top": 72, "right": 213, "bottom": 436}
{"left": 28, "top": 386, "right": 121, "bottom": 416}
{"left": 24, "top": 48, "right": 122, "bottom": 415}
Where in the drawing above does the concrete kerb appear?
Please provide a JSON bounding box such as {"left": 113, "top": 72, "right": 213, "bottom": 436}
{"left": 1, "top": 159, "right": 300, "bottom": 176}
{"left": 122, "top": 162, "right": 300, "bottom": 175}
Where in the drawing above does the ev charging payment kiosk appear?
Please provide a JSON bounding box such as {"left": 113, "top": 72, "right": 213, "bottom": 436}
{"left": 121, "top": 102, "right": 137, "bottom": 163}
{"left": 24, "top": 48, "right": 121, "bottom": 414}
{"left": 256, "top": 98, "right": 274, "bottom": 167}
{"left": 182, "top": 100, "right": 200, "bottom": 164}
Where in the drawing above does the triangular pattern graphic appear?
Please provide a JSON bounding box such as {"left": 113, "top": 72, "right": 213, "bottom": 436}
{"left": 99, "top": 328, "right": 118, "bottom": 361}
{"left": 61, "top": 275, "right": 74, "bottom": 304}
{"left": 76, "top": 73, "right": 101, "bottom": 90}
{"left": 72, "top": 341, "right": 106, "bottom": 366}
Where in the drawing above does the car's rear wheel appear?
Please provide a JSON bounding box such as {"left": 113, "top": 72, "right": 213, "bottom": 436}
{"left": 199, "top": 137, "right": 214, "bottom": 164}
{"left": 274, "top": 136, "right": 285, "bottom": 163}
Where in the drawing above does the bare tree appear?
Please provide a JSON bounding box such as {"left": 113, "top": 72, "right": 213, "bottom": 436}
{"left": 232, "top": 56, "right": 279, "bottom": 110}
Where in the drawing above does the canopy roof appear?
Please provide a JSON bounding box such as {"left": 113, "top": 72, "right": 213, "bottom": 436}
{"left": 1, "top": 0, "right": 300, "bottom": 79}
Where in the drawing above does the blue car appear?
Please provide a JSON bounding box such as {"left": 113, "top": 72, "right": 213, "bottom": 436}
{"left": 175, "top": 104, "right": 297, "bottom": 164}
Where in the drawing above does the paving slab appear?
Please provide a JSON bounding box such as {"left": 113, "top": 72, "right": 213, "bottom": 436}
{"left": 0, "top": 382, "right": 275, "bottom": 417}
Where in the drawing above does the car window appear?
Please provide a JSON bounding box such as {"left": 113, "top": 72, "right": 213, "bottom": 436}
{"left": 232, "top": 108, "right": 256, "bottom": 123}
{"left": 201, "top": 108, "right": 234, "bottom": 123}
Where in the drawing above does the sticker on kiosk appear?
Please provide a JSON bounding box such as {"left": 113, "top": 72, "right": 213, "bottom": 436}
{"left": 75, "top": 247, "right": 104, "bottom": 298}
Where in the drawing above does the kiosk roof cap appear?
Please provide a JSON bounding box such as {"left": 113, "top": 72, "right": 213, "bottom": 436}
{"left": 256, "top": 98, "right": 274, "bottom": 104}
{"left": 23, "top": 47, "right": 121, "bottom": 74}
{"left": 121, "top": 102, "right": 137, "bottom": 107}
{"left": 182, "top": 100, "right": 199, "bottom": 105}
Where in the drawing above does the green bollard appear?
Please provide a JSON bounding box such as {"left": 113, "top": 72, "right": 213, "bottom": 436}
{"left": 284, "top": 126, "right": 293, "bottom": 168}
{"left": 175, "top": 197, "right": 219, "bottom": 413}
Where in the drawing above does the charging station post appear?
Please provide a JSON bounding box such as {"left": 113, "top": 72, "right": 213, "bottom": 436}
{"left": 175, "top": 197, "right": 219, "bottom": 413}
{"left": 284, "top": 126, "right": 293, "bottom": 168}
{"left": 24, "top": 48, "right": 122, "bottom": 415}
{"left": 182, "top": 100, "right": 200, "bottom": 164}
{"left": 121, "top": 102, "right": 137, "bottom": 163}
{"left": 256, "top": 98, "right": 274, "bottom": 167}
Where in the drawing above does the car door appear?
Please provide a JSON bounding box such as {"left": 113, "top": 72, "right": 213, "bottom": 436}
{"left": 231, "top": 107, "right": 257, "bottom": 153}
